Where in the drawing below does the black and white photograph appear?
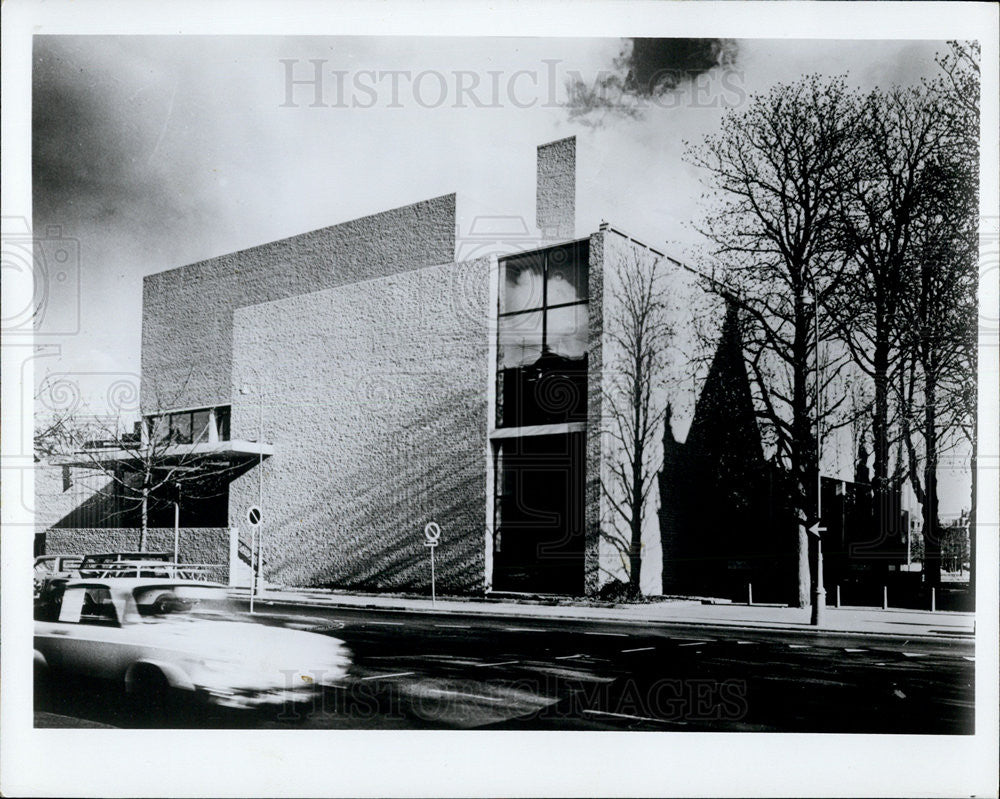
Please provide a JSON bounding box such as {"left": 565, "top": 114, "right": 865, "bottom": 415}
{"left": 2, "top": 1, "right": 998, "bottom": 796}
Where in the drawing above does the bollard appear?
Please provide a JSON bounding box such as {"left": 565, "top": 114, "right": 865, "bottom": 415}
{"left": 882, "top": 585, "right": 888, "bottom": 610}
{"left": 748, "top": 583, "right": 753, "bottom": 606}
{"left": 930, "top": 587, "right": 936, "bottom": 612}
{"left": 836, "top": 584, "right": 841, "bottom": 608}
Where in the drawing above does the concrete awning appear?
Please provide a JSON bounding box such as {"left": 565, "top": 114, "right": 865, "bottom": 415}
{"left": 52, "top": 440, "right": 274, "bottom": 469}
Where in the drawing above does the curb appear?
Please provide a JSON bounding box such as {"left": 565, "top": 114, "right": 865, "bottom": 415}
{"left": 240, "top": 592, "right": 976, "bottom": 643}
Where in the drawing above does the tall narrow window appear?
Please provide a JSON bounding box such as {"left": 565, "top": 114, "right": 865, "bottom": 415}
{"left": 497, "top": 240, "right": 589, "bottom": 428}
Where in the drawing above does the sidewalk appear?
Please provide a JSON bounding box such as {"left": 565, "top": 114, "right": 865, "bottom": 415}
{"left": 237, "top": 586, "right": 976, "bottom": 640}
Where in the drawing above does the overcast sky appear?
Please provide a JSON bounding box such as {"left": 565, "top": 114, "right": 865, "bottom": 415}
{"left": 31, "top": 35, "right": 971, "bottom": 510}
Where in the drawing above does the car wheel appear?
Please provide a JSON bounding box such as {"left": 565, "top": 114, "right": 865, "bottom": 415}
{"left": 127, "top": 665, "right": 172, "bottom": 726}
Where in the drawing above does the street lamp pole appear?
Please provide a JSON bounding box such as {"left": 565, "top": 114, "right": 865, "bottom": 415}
{"left": 811, "top": 279, "right": 826, "bottom": 626}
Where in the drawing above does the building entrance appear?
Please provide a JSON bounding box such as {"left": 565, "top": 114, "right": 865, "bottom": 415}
{"left": 492, "top": 432, "right": 585, "bottom": 595}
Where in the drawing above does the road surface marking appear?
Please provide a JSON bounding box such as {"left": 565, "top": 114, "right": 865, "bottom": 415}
{"left": 582, "top": 709, "right": 683, "bottom": 725}
{"left": 365, "top": 620, "right": 404, "bottom": 626}
{"left": 555, "top": 654, "right": 585, "bottom": 660}
{"left": 788, "top": 644, "right": 810, "bottom": 649}
{"left": 900, "top": 652, "right": 927, "bottom": 658}
{"left": 736, "top": 641, "right": 755, "bottom": 645}
{"left": 844, "top": 648, "right": 867, "bottom": 653}
{"left": 677, "top": 641, "right": 708, "bottom": 647}
{"left": 475, "top": 660, "right": 519, "bottom": 668}
{"left": 431, "top": 690, "right": 504, "bottom": 704}
{"left": 963, "top": 656, "right": 975, "bottom": 662}
{"left": 503, "top": 627, "right": 546, "bottom": 633}
{"left": 360, "top": 671, "right": 415, "bottom": 681}
{"left": 584, "top": 631, "right": 628, "bottom": 637}
{"left": 434, "top": 623, "right": 471, "bottom": 629}
{"left": 621, "top": 646, "right": 656, "bottom": 653}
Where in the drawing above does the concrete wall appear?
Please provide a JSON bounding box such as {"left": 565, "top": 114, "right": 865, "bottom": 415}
{"left": 596, "top": 229, "right": 670, "bottom": 596}
{"left": 141, "top": 195, "right": 457, "bottom": 413}
{"left": 536, "top": 137, "right": 576, "bottom": 241}
{"left": 583, "top": 230, "right": 605, "bottom": 594}
{"left": 230, "top": 258, "right": 490, "bottom": 593}
{"left": 43, "top": 527, "right": 230, "bottom": 580}
{"left": 34, "top": 463, "right": 115, "bottom": 532}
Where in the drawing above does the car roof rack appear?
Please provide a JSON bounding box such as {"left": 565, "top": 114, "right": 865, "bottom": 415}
{"left": 75, "top": 560, "right": 220, "bottom": 581}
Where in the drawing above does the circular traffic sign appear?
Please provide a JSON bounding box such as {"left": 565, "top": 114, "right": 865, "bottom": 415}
{"left": 247, "top": 506, "right": 262, "bottom": 526}
{"left": 424, "top": 521, "right": 441, "bottom": 544}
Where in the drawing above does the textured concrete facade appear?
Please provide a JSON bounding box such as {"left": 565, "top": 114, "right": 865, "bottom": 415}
{"left": 229, "top": 258, "right": 490, "bottom": 592}
{"left": 595, "top": 229, "right": 669, "bottom": 596}
{"left": 43, "top": 139, "right": 684, "bottom": 598}
{"left": 583, "top": 230, "right": 605, "bottom": 594}
{"left": 44, "top": 527, "right": 230, "bottom": 579}
{"left": 536, "top": 137, "right": 576, "bottom": 241}
{"left": 141, "top": 195, "right": 457, "bottom": 413}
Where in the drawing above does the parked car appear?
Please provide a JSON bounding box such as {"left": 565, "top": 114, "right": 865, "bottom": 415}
{"left": 77, "top": 559, "right": 220, "bottom": 581}
{"left": 34, "top": 577, "right": 351, "bottom": 711}
{"left": 77, "top": 552, "right": 172, "bottom": 574}
{"left": 33, "top": 555, "right": 83, "bottom": 597}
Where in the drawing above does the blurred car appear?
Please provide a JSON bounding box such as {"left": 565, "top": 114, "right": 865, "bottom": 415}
{"left": 33, "top": 555, "right": 82, "bottom": 597}
{"left": 34, "top": 577, "right": 351, "bottom": 711}
{"left": 77, "top": 559, "right": 220, "bottom": 581}
{"left": 77, "top": 552, "right": 172, "bottom": 575}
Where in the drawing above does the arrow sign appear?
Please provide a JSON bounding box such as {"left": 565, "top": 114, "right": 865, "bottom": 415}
{"left": 808, "top": 522, "right": 826, "bottom": 537}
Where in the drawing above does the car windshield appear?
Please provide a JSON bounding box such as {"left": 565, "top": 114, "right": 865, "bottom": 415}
{"left": 132, "top": 585, "right": 235, "bottom": 619}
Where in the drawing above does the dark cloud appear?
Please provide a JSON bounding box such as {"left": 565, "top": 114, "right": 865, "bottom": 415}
{"left": 32, "top": 36, "right": 201, "bottom": 232}
{"left": 566, "top": 38, "right": 739, "bottom": 126}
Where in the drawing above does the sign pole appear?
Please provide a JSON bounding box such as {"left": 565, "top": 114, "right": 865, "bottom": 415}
{"left": 249, "top": 525, "right": 256, "bottom": 614}
{"left": 424, "top": 521, "right": 441, "bottom": 606}
{"left": 430, "top": 546, "right": 436, "bottom": 605}
{"left": 247, "top": 505, "right": 262, "bottom": 614}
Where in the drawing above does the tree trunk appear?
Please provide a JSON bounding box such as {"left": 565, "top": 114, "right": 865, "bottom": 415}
{"left": 922, "top": 374, "right": 941, "bottom": 587}
{"left": 791, "top": 297, "right": 812, "bottom": 607}
{"left": 629, "top": 357, "right": 644, "bottom": 599}
{"left": 871, "top": 337, "right": 891, "bottom": 552}
{"left": 140, "top": 485, "right": 149, "bottom": 552}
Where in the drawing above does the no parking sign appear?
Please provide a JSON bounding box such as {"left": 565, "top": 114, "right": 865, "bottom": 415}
{"left": 424, "top": 521, "right": 441, "bottom": 546}
{"left": 424, "top": 521, "right": 441, "bottom": 603}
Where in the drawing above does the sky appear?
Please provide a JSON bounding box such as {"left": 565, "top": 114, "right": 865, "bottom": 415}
{"left": 29, "top": 34, "right": 971, "bottom": 512}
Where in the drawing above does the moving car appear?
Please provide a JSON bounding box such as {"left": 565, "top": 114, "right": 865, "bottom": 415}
{"left": 34, "top": 577, "right": 351, "bottom": 711}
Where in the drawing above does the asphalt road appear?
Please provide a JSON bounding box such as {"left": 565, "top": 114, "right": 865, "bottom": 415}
{"left": 35, "top": 600, "right": 975, "bottom": 733}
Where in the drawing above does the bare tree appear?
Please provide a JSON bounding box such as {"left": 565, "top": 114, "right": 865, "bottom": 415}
{"left": 601, "top": 247, "right": 674, "bottom": 598}
{"left": 830, "top": 85, "right": 956, "bottom": 566}
{"left": 34, "top": 374, "right": 92, "bottom": 461}
{"left": 685, "top": 75, "right": 861, "bottom": 607}
{"left": 927, "top": 40, "right": 980, "bottom": 592}
{"left": 59, "top": 378, "right": 243, "bottom": 551}
{"left": 894, "top": 53, "right": 979, "bottom": 588}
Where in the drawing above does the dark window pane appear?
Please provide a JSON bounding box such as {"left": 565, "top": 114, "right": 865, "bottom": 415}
{"left": 546, "top": 242, "right": 588, "bottom": 304}
{"left": 498, "top": 352, "right": 588, "bottom": 428}
{"left": 171, "top": 412, "right": 192, "bottom": 444}
{"left": 191, "top": 410, "right": 211, "bottom": 443}
{"left": 150, "top": 415, "right": 169, "bottom": 443}
{"left": 501, "top": 251, "right": 544, "bottom": 314}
